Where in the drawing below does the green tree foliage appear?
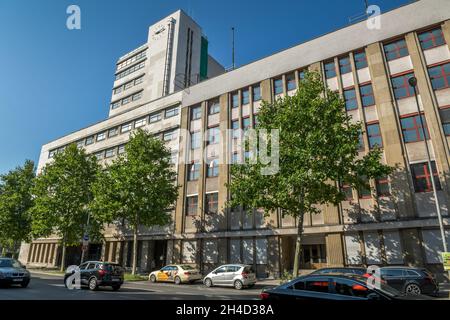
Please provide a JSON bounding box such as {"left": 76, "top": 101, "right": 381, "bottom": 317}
{"left": 0, "top": 160, "right": 35, "bottom": 257}
{"left": 31, "top": 144, "right": 101, "bottom": 271}
{"left": 227, "top": 72, "right": 393, "bottom": 277}
{"left": 91, "top": 129, "right": 179, "bottom": 275}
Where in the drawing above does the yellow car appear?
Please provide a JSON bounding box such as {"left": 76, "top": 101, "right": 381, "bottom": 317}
{"left": 149, "top": 265, "right": 202, "bottom": 285}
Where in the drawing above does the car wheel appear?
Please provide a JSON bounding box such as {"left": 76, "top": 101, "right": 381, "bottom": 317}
{"left": 174, "top": 276, "right": 181, "bottom": 285}
{"left": 150, "top": 274, "right": 156, "bottom": 283}
{"left": 112, "top": 285, "right": 121, "bottom": 291}
{"left": 405, "top": 283, "right": 421, "bottom": 296}
{"left": 204, "top": 278, "right": 213, "bottom": 287}
{"left": 88, "top": 277, "right": 98, "bottom": 291}
{"left": 234, "top": 280, "right": 243, "bottom": 290}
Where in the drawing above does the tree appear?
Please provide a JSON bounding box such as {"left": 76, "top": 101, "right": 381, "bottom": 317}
{"left": 91, "top": 129, "right": 179, "bottom": 275}
{"left": 227, "top": 72, "right": 393, "bottom": 277}
{"left": 31, "top": 144, "right": 101, "bottom": 271}
{"left": 0, "top": 160, "right": 35, "bottom": 257}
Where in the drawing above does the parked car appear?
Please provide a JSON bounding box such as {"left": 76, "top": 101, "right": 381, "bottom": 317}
{"left": 0, "top": 258, "right": 30, "bottom": 288}
{"left": 149, "top": 265, "right": 202, "bottom": 285}
{"left": 259, "top": 273, "right": 432, "bottom": 301}
{"left": 203, "top": 264, "right": 256, "bottom": 290}
{"left": 310, "top": 267, "right": 367, "bottom": 276}
{"left": 379, "top": 267, "right": 438, "bottom": 296}
{"left": 64, "top": 261, "right": 124, "bottom": 291}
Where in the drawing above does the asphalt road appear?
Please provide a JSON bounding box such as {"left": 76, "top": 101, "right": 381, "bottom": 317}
{"left": 0, "top": 272, "right": 270, "bottom": 300}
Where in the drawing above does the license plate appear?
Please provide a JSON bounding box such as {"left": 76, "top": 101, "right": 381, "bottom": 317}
{"left": 12, "top": 278, "right": 22, "bottom": 282}
{"left": 112, "top": 278, "right": 120, "bottom": 282}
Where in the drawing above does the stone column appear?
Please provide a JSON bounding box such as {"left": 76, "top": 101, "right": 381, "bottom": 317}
{"left": 326, "top": 233, "right": 345, "bottom": 267}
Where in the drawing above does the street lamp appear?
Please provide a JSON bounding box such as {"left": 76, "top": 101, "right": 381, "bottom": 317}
{"left": 408, "top": 76, "right": 448, "bottom": 258}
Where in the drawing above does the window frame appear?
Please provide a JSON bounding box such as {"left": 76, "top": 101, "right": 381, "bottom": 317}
{"left": 359, "top": 83, "right": 375, "bottom": 107}
{"left": 339, "top": 56, "right": 352, "bottom": 74}
{"left": 205, "top": 192, "right": 219, "bottom": 214}
{"left": 354, "top": 50, "right": 368, "bottom": 70}
{"left": 418, "top": 28, "right": 446, "bottom": 50}
{"left": 324, "top": 60, "right": 337, "bottom": 79}
{"left": 186, "top": 195, "right": 198, "bottom": 216}
{"left": 343, "top": 88, "right": 358, "bottom": 111}
{"left": 400, "top": 113, "right": 429, "bottom": 143}
{"left": 366, "top": 122, "right": 383, "bottom": 149}
{"left": 383, "top": 39, "right": 409, "bottom": 61}
{"left": 274, "top": 77, "right": 283, "bottom": 95}
{"left": 410, "top": 161, "right": 441, "bottom": 193}
{"left": 428, "top": 62, "right": 450, "bottom": 91}
{"left": 391, "top": 73, "right": 416, "bottom": 100}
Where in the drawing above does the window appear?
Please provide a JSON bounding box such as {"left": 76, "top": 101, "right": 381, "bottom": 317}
{"left": 205, "top": 193, "right": 218, "bottom": 214}
{"left": 376, "top": 176, "right": 390, "bottom": 197}
{"left": 333, "top": 278, "right": 371, "bottom": 298}
{"left": 391, "top": 73, "right": 415, "bottom": 99}
{"left": 231, "top": 92, "right": 239, "bottom": 108}
{"left": 76, "top": 140, "right": 85, "bottom": 149}
{"left": 252, "top": 85, "right": 261, "bottom": 101}
{"left": 163, "top": 130, "right": 177, "bottom": 141}
{"left": 134, "top": 117, "right": 147, "bottom": 128}
{"left": 242, "top": 89, "right": 250, "bottom": 105}
{"left": 190, "top": 105, "right": 202, "bottom": 120}
{"left": 132, "top": 91, "right": 142, "bottom": 101}
{"left": 208, "top": 99, "right": 220, "bottom": 115}
{"left": 286, "top": 73, "right": 296, "bottom": 91}
{"left": 339, "top": 56, "right": 352, "bottom": 74}
{"left": 438, "top": 107, "right": 450, "bottom": 136}
{"left": 411, "top": 161, "right": 441, "bottom": 193}
{"left": 384, "top": 39, "right": 408, "bottom": 61}
{"left": 418, "top": 28, "right": 445, "bottom": 50}
{"left": 115, "top": 61, "right": 145, "bottom": 80}
{"left": 231, "top": 152, "right": 240, "bottom": 164}
{"left": 294, "top": 279, "right": 329, "bottom": 293}
{"left": 124, "top": 81, "right": 133, "bottom": 90}
{"left": 96, "top": 132, "right": 106, "bottom": 142}
{"left": 358, "top": 176, "right": 371, "bottom": 198}
{"left": 111, "top": 101, "right": 120, "bottom": 110}
{"left": 354, "top": 50, "right": 368, "bottom": 69}
{"left": 367, "top": 123, "right": 383, "bottom": 148}
{"left": 344, "top": 89, "right": 358, "bottom": 111}
{"left": 254, "top": 115, "right": 259, "bottom": 127}
{"left": 231, "top": 120, "right": 240, "bottom": 139}
{"left": 207, "top": 126, "right": 220, "bottom": 145}
{"left": 400, "top": 114, "right": 429, "bottom": 143}
{"left": 121, "top": 123, "right": 132, "bottom": 133}
{"left": 165, "top": 106, "right": 179, "bottom": 118}
{"left": 298, "top": 70, "right": 306, "bottom": 81}
{"left": 85, "top": 136, "right": 94, "bottom": 145}
{"left": 207, "top": 159, "right": 219, "bottom": 177}
{"left": 122, "top": 96, "right": 131, "bottom": 105}
{"left": 274, "top": 78, "right": 283, "bottom": 95}
{"left": 324, "top": 61, "right": 337, "bottom": 78}
{"left": 149, "top": 113, "right": 161, "bottom": 123}
{"left": 108, "top": 127, "right": 118, "bottom": 138}
{"left": 186, "top": 196, "right": 198, "bottom": 216}
{"left": 48, "top": 150, "right": 57, "bottom": 159}
{"left": 113, "top": 86, "right": 122, "bottom": 95}
{"left": 190, "top": 131, "right": 201, "bottom": 149}
{"left": 94, "top": 151, "right": 104, "bottom": 160}
{"left": 341, "top": 183, "right": 353, "bottom": 200}
{"left": 188, "top": 163, "right": 200, "bottom": 181}
{"left": 360, "top": 83, "right": 375, "bottom": 107}
{"left": 428, "top": 63, "right": 450, "bottom": 90}
{"left": 134, "top": 76, "right": 144, "bottom": 85}
{"left": 118, "top": 144, "right": 126, "bottom": 154}
{"left": 242, "top": 117, "right": 251, "bottom": 131}
{"left": 105, "top": 148, "right": 115, "bottom": 158}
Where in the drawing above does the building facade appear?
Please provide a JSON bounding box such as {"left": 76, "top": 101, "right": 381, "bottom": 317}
{"left": 19, "top": 0, "right": 450, "bottom": 278}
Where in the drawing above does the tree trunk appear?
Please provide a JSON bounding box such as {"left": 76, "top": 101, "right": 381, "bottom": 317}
{"left": 292, "top": 213, "right": 305, "bottom": 278}
{"left": 131, "top": 226, "right": 138, "bottom": 275}
{"left": 1, "top": 247, "right": 6, "bottom": 256}
{"left": 60, "top": 243, "right": 67, "bottom": 272}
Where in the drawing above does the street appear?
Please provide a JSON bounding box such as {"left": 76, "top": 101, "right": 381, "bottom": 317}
{"left": 0, "top": 272, "right": 270, "bottom": 300}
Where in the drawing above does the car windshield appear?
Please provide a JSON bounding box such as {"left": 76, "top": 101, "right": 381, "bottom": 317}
{"left": 0, "top": 259, "right": 21, "bottom": 268}
{"left": 181, "top": 265, "right": 195, "bottom": 270}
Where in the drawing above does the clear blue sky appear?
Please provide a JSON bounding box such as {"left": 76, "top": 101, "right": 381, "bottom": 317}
{"left": 0, "top": 0, "right": 410, "bottom": 174}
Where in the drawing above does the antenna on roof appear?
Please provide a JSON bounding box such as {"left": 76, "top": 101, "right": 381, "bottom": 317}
{"left": 231, "top": 27, "right": 235, "bottom": 70}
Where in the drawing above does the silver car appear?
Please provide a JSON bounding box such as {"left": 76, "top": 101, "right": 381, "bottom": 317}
{"left": 203, "top": 264, "right": 256, "bottom": 290}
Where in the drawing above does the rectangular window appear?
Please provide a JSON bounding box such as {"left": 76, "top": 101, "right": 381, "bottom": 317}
{"left": 384, "top": 39, "right": 408, "bottom": 61}
{"left": 134, "top": 76, "right": 144, "bottom": 85}
{"left": 85, "top": 136, "right": 94, "bottom": 145}
{"left": 242, "top": 89, "right": 250, "bottom": 105}
{"left": 132, "top": 91, "right": 142, "bottom": 101}
{"left": 111, "top": 101, "right": 120, "bottom": 110}
{"left": 411, "top": 161, "right": 441, "bottom": 193}
{"left": 339, "top": 56, "right": 352, "bottom": 74}
{"left": 113, "top": 86, "right": 122, "bottom": 95}
{"left": 428, "top": 63, "right": 450, "bottom": 90}
{"left": 96, "top": 132, "right": 106, "bottom": 142}
{"left": 344, "top": 88, "right": 358, "bottom": 111}
{"left": 418, "top": 28, "right": 445, "bottom": 50}
{"left": 376, "top": 176, "right": 391, "bottom": 197}
{"left": 439, "top": 107, "right": 450, "bottom": 136}
{"left": 118, "top": 144, "right": 126, "bottom": 154}
{"left": 286, "top": 73, "right": 296, "bottom": 91}
{"left": 149, "top": 112, "right": 161, "bottom": 123}
{"left": 188, "top": 163, "right": 200, "bottom": 181}
{"left": 165, "top": 106, "right": 179, "bottom": 118}
{"left": 367, "top": 123, "right": 383, "bottom": 149}
{"left": 208, "top": 99, "right": 220, "bottom": 115}
{"left": 108, "top": 127, "right": 118, "bottom": 138}
{"left": 298, "top": 69, "right": 306, "bottom": 81}
{"left": 76, "top": 140, "right": 85, "bottom": 149}
{"left": 324, "top": 60, "right": 337, "bottom": 78}
{"left": 121, "top": 123, "right": 132, "bottom": 133}
{"left": 360, "top": 83, "right": 375, "bottom": 107}
{"left": 274, "top": 78, "right": 283, "bottom": 95}
{"left": 400, "top": 114, "right": 429, "bottom": 143}
{"left": 207, "top": 159, "right": 219, "bottom": 178}
{"left": 190, "top": 105, "right": 202, "bottom": 120}
{"left": 205, "top": 193, "right": 219, "bottom": 214}
{"left": 124, "top": 81, "right": 133, "bottom": 90}
{"left": 231, "top": 120, "right": 240, "bottom": 139}
{"left": 391, "top": 73, "right": 415, "bottom": 99}
{"left": 163, "top": 130, "right": 177, "bottom": 141}
{"left": 242, "top": 117, "right": 251, "bottom": 131}
{"left": 231, "top": 92, "right": 239, "bottom": 108}
{"left": 105, "top": 148, "right": 115, "bottom": 158}
{"left": 254, "top": 115, "right": 258, "bottom": 127}
{"left": 358, "top": 177, "right": 371, "bottom": 199}
{"left": 190, "top": 131, "right": 201, "bottom": 149}
{"left": 95, "top": 151, "right": 104, "bottom": 160}
{"left": 122, "top": 96, "right": 131, "bottom": 105}
{"left": 252, "top": 85, "right": 261, "bottom": 101}
{"left": 134, "top": 117, "right": 147, "bottom": 128}
{"left": 354, "top": 50, "right": 368, "bottom": 69}
{"left": 341, "top": 183, "right": 353, "bottom": 200}
{"left": 48, "top": 150, "right": 56, "bottom": 159}
{"left": 186, "top": 196, "right": 198, "bottom": 216}
{"left": 207, "top": 126, "right": 220, "bottom": 145}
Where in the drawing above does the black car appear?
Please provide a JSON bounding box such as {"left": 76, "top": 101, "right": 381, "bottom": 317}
{"left": 64, "top": 261, "right": 124, "bottom": 291}
{"left": 379, "top": 267, "right": 438, "bottom": 296}
{"left": 259, "top": 273, "right": 431, "bottom": 301}
{"left": 0, "top": 257, "right": 30, "bottom": 288}
{"left": 310, "top": 267, "right": 367, "bottom": 276}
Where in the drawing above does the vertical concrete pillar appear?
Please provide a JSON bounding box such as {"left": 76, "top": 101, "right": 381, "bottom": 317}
{"left": 326, "top": 233, "right": 345, "bottom": 267}
{"left": 267, "top": 236, "right": 280, "bottom": 278}
{"left": 401, "top": 228, "right": 424, "bottom": 266}
{"left": 175, "top": 106, "right": 189, "bottom": 234}
{"left": 140, "top": 240, "right": 149, "bottom": 271}
{"left": 218, "top": 93, "right": 230, "bottom": 231}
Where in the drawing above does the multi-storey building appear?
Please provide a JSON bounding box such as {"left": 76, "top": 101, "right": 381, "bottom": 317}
{"left": 20, "top": 0, "right": 450, "bottom": 278}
